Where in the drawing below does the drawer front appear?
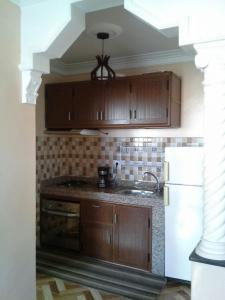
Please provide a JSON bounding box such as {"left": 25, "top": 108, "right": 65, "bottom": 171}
{"left": 81, "top": 200, "right": 113, "bottom": 224}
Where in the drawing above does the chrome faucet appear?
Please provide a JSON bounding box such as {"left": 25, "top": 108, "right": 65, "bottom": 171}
{"left": 143, "top": 171, "right": 160, "bottom": 192}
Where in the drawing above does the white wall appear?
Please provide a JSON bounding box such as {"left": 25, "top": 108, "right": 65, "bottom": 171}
{"left": 36, "top": 62, "right": 204, "bottom": 137}
{"left": 0, "top": 1, "right": 36, "bottom": 299}
{"left": 192, "top": 262, "right": 225, "bottom": 300}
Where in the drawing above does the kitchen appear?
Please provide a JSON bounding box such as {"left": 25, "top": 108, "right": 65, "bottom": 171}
{"left": 2, "top": 1, "right": 225, "bottom": 300}
{"left": 35, "top": 5, "right": 204, "bottom": 300}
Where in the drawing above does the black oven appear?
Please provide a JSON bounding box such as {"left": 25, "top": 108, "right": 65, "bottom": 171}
{"left": 40, "top": 198, "right": 80, "bottom": 251}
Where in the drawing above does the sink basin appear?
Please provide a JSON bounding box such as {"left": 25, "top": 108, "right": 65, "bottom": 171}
{"left": 115, "top": 188, "right": 155, "bottom": 197}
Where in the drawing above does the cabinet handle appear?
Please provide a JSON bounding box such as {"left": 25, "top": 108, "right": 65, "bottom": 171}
{"left": 114, "top": 213, "right": 118, "bottom": 224}
{"left": 134, "top": 110, "right": 137, "bottom": 119}
{"left": 100, "top": 111, "right": 103, "bottom": 120}
{"left": 97, "top": 111, "right": 99, "bottom": 120}
{"left": 129, "top": 110, "right": 133, "bottom": 120}
{"left": 164, "top": 161, "right": 169, "bottom": 181}
{"left": 92, "top": 205, "right": 100, "bottom": 208}
{"left": 163, "top": 186, "right": 169, "bottom": 206}
{"left": 129, "top": 83, "right": 132, "bottom": 93}
{"left": 68, "top": 111, "right": 71, "bottom": 121}
{"left": 108, "top": 233, "right": 112, "bottom": 245}
{"left": 166, "top": 107, "right": 169, "bottom": 118}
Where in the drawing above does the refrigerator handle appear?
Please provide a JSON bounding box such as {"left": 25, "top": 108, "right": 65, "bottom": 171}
{"left": 163, "top": 186, "right": 169, "bottom": 206}
{"left": 164, "top": 161, "right": 169, "bottom": 181}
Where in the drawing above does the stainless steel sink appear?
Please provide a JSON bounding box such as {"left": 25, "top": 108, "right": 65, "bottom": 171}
{"left": 115, "top": 188, "right": 155, "bottom": 197}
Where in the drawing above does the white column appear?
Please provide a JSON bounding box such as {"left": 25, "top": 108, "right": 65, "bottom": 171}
{"left": 194, "top": 40, "right": 225, "bottom": 260}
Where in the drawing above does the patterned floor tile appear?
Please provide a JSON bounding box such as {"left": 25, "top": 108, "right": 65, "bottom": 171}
{"left": 37, "top": 274, "right": 190, "bottom": 300}
{"left": 37, "top": 274, "right": 128, "bottom": 300}
{"left": 157, "top": 282, "right": 191, "bottom": 300}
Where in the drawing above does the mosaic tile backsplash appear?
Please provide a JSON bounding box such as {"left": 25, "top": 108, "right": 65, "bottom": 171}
{"left": 36, "top": 136, "right": 203, "bottom": 243}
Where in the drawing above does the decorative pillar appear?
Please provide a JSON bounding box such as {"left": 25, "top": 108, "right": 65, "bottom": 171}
{"left": 194, "top": 40, "right": 225, "bottom": 260}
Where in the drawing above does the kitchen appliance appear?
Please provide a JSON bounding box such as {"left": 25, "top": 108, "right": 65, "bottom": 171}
{"left": 98, "top": 166, "right": 110, "bottom": 188}
{"left": 40, "top": 198, "right": 80, "bottom": 251}
{"left": 164, "top": 147, "right": 203, "bottom": 281}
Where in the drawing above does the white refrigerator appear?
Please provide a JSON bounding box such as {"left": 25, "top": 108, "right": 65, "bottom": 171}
{"left": 164, "top": 147, "right": 203, "bottom": 281}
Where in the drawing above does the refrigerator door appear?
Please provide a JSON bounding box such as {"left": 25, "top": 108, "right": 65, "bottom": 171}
{"left": 164, "top": 147, "right": 203, "bottom": 186}
{"left": 165, "top": 184, "right": 203, "bottom": 281}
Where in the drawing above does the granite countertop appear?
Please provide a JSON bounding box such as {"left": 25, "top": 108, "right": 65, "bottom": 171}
{"left": 40, "top": 176, "right": 163, "bottom": 207}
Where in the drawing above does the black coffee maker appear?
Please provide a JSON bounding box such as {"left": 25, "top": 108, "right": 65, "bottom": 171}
{"left": 98, "top": 166, "right": 110, "bottom": 188}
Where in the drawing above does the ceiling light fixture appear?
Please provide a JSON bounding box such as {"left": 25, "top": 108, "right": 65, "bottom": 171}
{"left": 91, "top": 32, "right": 116, "bottom": 81}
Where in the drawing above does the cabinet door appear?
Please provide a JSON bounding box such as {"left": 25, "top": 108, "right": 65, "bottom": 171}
{"left": 114, "top": 205, "right": 151, "bottom": 270}
{"left": 130, "top": 74, "right": 169, "bottom": 126}
{"left": 82, "top": 223, "right": 113, "bottom": 261}
{"left": 73, "top": 81, "right": 105, "bottom": 128}
{"left": 104, "top": 79, "right": 130, "bottom": 126}
{"left": 81, "top": 200, "right": 113, "bottom": 261}
{"left": 45, "top": 84, "right": 73, "bottom": 129}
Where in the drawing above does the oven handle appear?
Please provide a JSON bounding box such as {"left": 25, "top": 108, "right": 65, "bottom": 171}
{"left": 42, "top": 208, "right": 80, "bottom": 218}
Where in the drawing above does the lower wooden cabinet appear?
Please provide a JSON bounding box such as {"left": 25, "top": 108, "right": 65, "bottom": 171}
{"left": 81, "top": 200, "right": 113, "bottom": 261}
{"left": 80, "top": 200, "right": 152, "bottom": 271}
{"left": 114, "top": 204, "right": 152, "bottom": 270}
{"left": 82, "top": 223, "right": 113, "bottom": 261}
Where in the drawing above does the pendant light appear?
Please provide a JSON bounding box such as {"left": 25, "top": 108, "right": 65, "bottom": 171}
{"left": 91, "top": 32, "right": 116, "bottom": 80}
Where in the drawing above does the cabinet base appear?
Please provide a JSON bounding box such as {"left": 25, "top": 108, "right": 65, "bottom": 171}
{"left": 37, "top": 247, "right": 166, "bottom": 300}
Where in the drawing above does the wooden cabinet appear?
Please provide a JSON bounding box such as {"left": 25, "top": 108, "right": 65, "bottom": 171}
{"left": 103, "top": 79, "right": 130, "bottom": 125}
{"left": 72, "top": 78, "right": 130, "bottom": 128}
{"left": 81, "top": 223, "right": 113, "bottom": 261}
{"left": 81, "top": 200, "right": 113, "bottom": 261}
{"left": 45, "top": 83, "right": 74, "bottom": 129}
{"left": 130, "top": 73, "right": 169, "bottom": 126}
{"left": 114, "top": 205, "right": 152, "bottom": 270}
{"left": 73, "top": 81, "right": 105, "bottom": 128}
{"left": 45, "top": 72, "right": 181, "bottom": 129}
{"left": 80, "top": 200, "right": 152, "bottom": 271}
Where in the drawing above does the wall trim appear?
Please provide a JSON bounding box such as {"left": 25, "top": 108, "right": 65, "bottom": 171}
{"left": 50, "top": 48, "right": 195, "bottom": 75}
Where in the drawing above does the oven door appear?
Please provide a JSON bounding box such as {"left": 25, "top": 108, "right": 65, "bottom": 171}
{"left": 41, "top": 199, "right": 80, "bottom": 251}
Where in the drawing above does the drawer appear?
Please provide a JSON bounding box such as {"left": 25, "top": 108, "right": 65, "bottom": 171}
{"left": 81, "top": 200, "right": 113, "bottom": 224}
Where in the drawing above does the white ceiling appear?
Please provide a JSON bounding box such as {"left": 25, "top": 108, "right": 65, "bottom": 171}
{"left": 58, "top": 5, "right": 179, "bottom": 64}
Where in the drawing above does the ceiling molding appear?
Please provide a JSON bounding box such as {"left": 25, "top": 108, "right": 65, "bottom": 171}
{"left": 124, "top": 0, "right": 178, "bottom": 38}
{"left": 73, "top": 0, "right": 124, "bottom": 13}
{"left": 50, "top": 48, "right": 195, "bottom": 75}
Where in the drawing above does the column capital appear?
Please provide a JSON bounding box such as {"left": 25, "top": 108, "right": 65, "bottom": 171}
{"left": 12, "top": 1, "right": 85, "bottom": 104}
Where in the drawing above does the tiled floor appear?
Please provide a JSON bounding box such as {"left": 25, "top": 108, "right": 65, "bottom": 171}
{"left": 158, "top": 282, "right": 191, "bottom": 300}
{"left": 37, "top": 274, "right": 191, "bottom": 300}
{"left": 37, "top": 274, "right": 128, "bottom": 300}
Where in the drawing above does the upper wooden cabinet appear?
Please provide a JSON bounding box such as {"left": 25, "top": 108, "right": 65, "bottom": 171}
{"left": 45, "top": 72, "right": 181, "bottom": 129}
{"left": 130, "top": 73, "right": 169, "bottom": 126}
{"left": 45, "top": 83, "right": 74, "bottom": 129}
{"left": 73, "top": 81, "right": 105, "bottom": 127}
{"left": 103, "top": 79, "right": 130, "bottom": 125}
{"left": 71, "top": 78, "right": 131, "bottom": 128}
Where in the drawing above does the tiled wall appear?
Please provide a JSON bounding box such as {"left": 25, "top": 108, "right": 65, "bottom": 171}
{"left": 36, "top": 135, "right": 203, "bottom": 243}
